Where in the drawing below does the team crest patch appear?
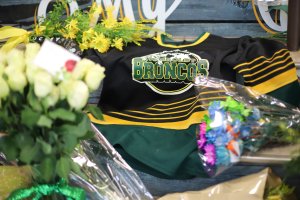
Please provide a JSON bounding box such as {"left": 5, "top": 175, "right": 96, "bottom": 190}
{"left": 132, "top": 50, "right": 209, "bottom": 95}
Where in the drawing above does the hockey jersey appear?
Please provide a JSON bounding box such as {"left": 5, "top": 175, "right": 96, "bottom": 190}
{"left": 88, "top": 33, "right": 300, "bottom": 178}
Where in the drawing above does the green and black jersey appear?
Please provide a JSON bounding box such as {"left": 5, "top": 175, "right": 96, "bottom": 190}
{"left": 88, "top": 33, "right": 300, "bottom": 179}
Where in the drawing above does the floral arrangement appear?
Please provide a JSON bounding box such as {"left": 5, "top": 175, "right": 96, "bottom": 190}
{"left": 197, "top": 96, "right": 300, "bottom": 176}
{"left": 0, "top": 42, "right": 105, "bottom": 199}
{"left": 0, "top": 1, "right": 155, "bottom": 53}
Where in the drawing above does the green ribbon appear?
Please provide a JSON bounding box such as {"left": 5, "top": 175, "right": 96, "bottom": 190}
{"left": 7, "top": 179, "right": 86, "bottom": 200}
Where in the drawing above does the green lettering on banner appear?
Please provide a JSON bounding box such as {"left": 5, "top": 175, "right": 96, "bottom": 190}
{"left": 164, "top": 62, "right": 177, "bottom": 80}
{"left": 132, "top": 58, "right": 143, "bottom": 80}
{"left": 187, "top": 63, "right": 197, "bottom": 81}
{"left": 155, "top": 63, "right": 164, "bottom": 80}
{"left": 143, "top": 62, "right": 154, "bottom": 79}
{"left": 177, "top": 63, "right": 187, "bottom": 80}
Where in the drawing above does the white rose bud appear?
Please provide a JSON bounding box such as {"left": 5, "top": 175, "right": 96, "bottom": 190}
{"left": 84, "top": 64, "right": 105, "bottom": 91}
{"left": 67, "top": 80, "right": 89, "bottom": 110}
{"left": 6, "top": 49, "right": 25, "bottom": 72}
{"left": 0, "top": 77, "right": 9, "bottom": 99}
{"left": 0, "top": 51, "right": 7, "bottom": 65}
{"left": 26, "top": 67, "right": 39, "bottom": 84}
{"left": 7, "top": 71, "right": 27, "bottom": 93}
{"left": 34, "top": 71, "right": 53, "bottom": 98}
{"left": 42, "top": 86, "right": 60, "bottom": 108}
{"left": 72, "top": 59, "right": 95, "bottom": 80}
{"left": 0, "top": 63, "right": 5, "bottom": 76}
{"left": 58, "top": 79, "right": 73, "bottom": 100}
{"left": 25, "top": 43, "right": 40, "bottom": 68}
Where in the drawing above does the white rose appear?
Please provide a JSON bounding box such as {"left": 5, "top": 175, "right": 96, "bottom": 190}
{"left": 0, "top": 51, "right": 7, "bottom": 65}
{"left": 67, "top": 80, "right": 89, "bottom": 110}
{"left": 0, "top": 77, "right": 9, "bottom": 99}
{"left": 58, "top": 79, "right": 73, "bottom": 100}
{"left": 72, "top": 59, "right": 95, "bottom": 80}
{"left": 42, "top": 86, "right": 60, "bottom": 108}
{"left": 84, "top": 64, "right": 105, "bottom": 91}
{"left": 25, "top": 43, "right": 40, "bottom": 68}
{"left": 6, "top": 49, "right": 25, "bottom": 72}
{"left": 26, "top": 67, "right": 39, "bottom": 84}
{"left": 0, "top": 63, "right": 5, "bottom": 76}
{"left": 7, "top": 71, "right": 27, "bottom": 93}
{"left": 34, "top": 70, "right": 53, "bottom": 98}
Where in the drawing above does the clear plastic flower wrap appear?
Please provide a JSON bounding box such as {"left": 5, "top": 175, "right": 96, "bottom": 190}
{"left": 70, "top": 124, "right": 153, "bottom": 200}
{"left": 0, "top": 124, "right": 153, "bottom": 200}
{"left": 194, "top": 76, "right": 300, "bottom": 177}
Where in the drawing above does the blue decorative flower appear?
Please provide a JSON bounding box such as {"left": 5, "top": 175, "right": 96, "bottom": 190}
{"left": 216, "top": 146, "right": 231, "bottom": 166}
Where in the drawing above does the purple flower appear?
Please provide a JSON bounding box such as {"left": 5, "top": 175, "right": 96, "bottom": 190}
{"left": 204, "top": 144, "right": 216, "bottom": 166}
{"left": 197, "top": 137, "right": 206, "bottom": 149}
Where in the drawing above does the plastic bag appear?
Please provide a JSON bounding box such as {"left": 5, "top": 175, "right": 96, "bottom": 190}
{"left": 0, "top": 124, "right": 153, "bottom": 200}
{"left": 158, "top": 168, "right": 297, "bottom": 200}
{"left": 194, "top": 76, "right": 300, "bottom": 177}
{"left": 71, "top": 123, "right": 153, "bottom": 200}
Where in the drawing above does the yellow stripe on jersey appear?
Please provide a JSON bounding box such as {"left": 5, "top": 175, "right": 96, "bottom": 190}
{"left": 147, "top": 96, "right": 226, "bottom": 112}
{"left": 149, "top": 90, "right": 225, "bottom": 109}
{"left": 233, "top": 48, "right": 288, "bottom": 70}
{"left": 250, "top": 68, "right": 297, "bottom": 94}
{"left": 237, "top": 51, "right": 290, "bottom": 74}
{"left": 242, "top": 56, "right": 292, "bottom": 78}
{"left": 89, "top": 110, "right": 208, "bottom": 130}
{"left": 127, "top": 96, "right": 227, "bottom": 115}
{"left": 244, "top": 61, "right": 294, "bottom": 83}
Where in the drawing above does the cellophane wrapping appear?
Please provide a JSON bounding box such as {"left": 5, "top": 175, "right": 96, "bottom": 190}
{"left": 194, "top": 76, "right": 300, "bottom": 177}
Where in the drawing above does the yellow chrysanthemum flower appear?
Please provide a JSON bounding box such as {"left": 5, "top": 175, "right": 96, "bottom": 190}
{"left": 112, "top": 38, "right": 124, "bottom": 51}
{"left": 92, "top": 33, "right": 111, "bottom": 53}
{"left": 66, "top": 19, "right": 79, "bottom": 32}
{"left": 119, "top": 17, "right": 132, "bottom": 26}
{"left": 89, "top": 2, "right": 102, "bottom": 27}
{"left": 102, "top": 6, "right": 117, "bottom": 28}
{"left": 35, "top": 25, "right": 46, "bottom": 36}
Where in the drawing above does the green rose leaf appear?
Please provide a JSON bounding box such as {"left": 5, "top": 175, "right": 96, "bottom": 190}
{"left": 37, "top": 115, "right": 53, "bottom": 128}
{"left": 48, "top": 108, "right": 76, "bottom": 122}
{"left": 27, "top": 86, "right": 43, "bottom": 112}
{"left": 84, "top": 104, "right": 103, "bottom": 120}
{"left": 0, "top": 138, "right": 18, "bottom": 160}
{"left": 37, "top": 138, "right": 52, "bottom": 155}
{"left": 56, "top": 156, "right": 71, "bottom": 180}
{"left": 71, "top": 162, "right": 88, "bottom": 180}
{"left": 21, "top": 106, "right": 40, "bottom": 128}
{"left": 61, "top": 133, "right": 78, "bottom": 154}
{"left": 58, "top": 114, "right": 91, "bottom": 137}
{"left": 20, "top": 143, "right": 40, "bottom": 164}
{"left": 39, "top": 157, "right": 55, "bottom": 182}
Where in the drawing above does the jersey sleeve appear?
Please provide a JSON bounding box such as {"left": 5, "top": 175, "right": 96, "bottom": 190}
{"left": 224, "top": 36, "right": 300, "bottom": 106}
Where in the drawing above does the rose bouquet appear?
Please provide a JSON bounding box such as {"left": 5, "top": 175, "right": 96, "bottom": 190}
{"left": 0, "top": 41, "right": 106, "bottom": 199}
{"left": 194, "top": 76, "right": 300, "bottom": 177}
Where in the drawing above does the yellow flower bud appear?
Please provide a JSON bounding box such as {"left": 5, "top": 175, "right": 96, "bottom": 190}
{"left": 72, "top": 59, "right": 94, "bottom": 80}
{"left": 0, "top": 77, "right": 9, "bottom": 99}
{"left": 84, "top": 64, "right": 105, "bottom": 91}
{"left": 6, "top": 49, "right": 25, "bottom": 72}
{"left": 34, "top": 71, "right": 53, "bottom": 98}
{"left": 67, "top": 80, "right": 89, "bottom": 110}
{"left": 25, "top": 67, "right": 38, "bottom": 84}
{"left": 7, "top": 71, "right": 27, "bottom": 93}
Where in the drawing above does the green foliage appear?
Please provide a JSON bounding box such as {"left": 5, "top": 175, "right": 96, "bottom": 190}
{"left": 264, "top": 183, "right": 295, "bottom": 200}
{"left": 0, "top": 83, "right": 95, "bottom": 183}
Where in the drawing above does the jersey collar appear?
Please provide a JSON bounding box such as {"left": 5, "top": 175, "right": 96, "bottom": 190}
{"left": 157, "top": 32, "right": 210, "bottom": 48}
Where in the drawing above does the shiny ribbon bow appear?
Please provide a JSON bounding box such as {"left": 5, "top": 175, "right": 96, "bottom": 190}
{"left": 0, "top": 26, "right": 30, "bottom": 52}
{"left": 7, "top": 179, "right": 86, "bottom": 200}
